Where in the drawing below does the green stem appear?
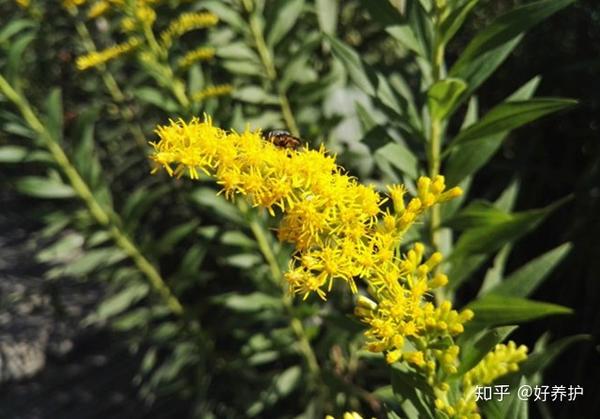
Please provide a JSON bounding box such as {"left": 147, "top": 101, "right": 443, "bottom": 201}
{"left": 428, "top": 17, "right": 447, "bottom": 251}
{"left": 241, "top": 202, "right": 321, "bottom": 385}
{"left": 0, "top": 74, "right": 184, "bottom": 316}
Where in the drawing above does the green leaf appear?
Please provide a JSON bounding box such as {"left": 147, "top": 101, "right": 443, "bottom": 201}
{"left": 374, "top": 142, "right": 419, "bottom": 179}
{"left": 133, "top": 87, "right": 179, "bottom": 113}
{"left": 0, "top": 145, "right": 28, "bottom": 162}
{"left": 122, "top": 185, "right": 170, "bottom": 231}
{"left": 386, "top": 24, "right": 423, "bottom": 56}
{"left": 63, "top": 248, "right": 127, "bottom": 276}
{"left": 266, "top": 0, "right": 305, "bottom": 47}
{"left": 450, "top": 0, "right": 575, "bottom": 92}
{"left": 487, "top": 243, "right": 572, "bottom": 297}
{"left": 467, "top": 295, "right": 572, "bottom": 326}
{"left": 445, "top": 77, "right": 542, "bottom": 186}
{"left": 247, "top": 366, "right": 302, "bottom": 416}
{"left": 439, "top": 0, "right": 479, "bottom": 45}
{"left": 406, "top": 0, "right": 433, "bottom": 59}
{"left": 427, "top": 78, "right": 467, "bottom": 121}
{"left": 450, "top": 98, "right": 577, "bottom": 148}
{"left": 478, "top": 244, "right": 512, "bottom": 296}
{"left": 0, "top": 19, "right": 36, "bottom": 44}
{"left": 212, "top": 292, "right": 283, "bottom": 313}
{"left": 457, "top": 326, "right": 517, "bottom": 375}
{"left": 96, "top": 282, "right": 150, "bottom": 320}
{"left": 7, "top": 32, "right": 35, "bottom": 85}
{"left": 15, "top": 176, "right": 75, "bottom": 199}
{"left": 44, "top": 89, "right": 63, "bottom": 142}
{"left": 189, "top": 187, "right": 244, "bottom": 224}
{"left": 445, "top": 200, "right": 512, "bottom": 231}
{"left": 519, "top": 334, "right": 590, "bottom": 377}
{"left": 326, "top": 34, "right": 375, "bottom": 95}
{"left": 316, "top": 0, "right": 338, "bottom": 34}
{"left": 202, "top": 0, "right": 247, "bottom": 34}
{"left": 155, "top": 221, "right": 200, "bottom": 255}
{"left": 450, "top": 196, "right": 569, "bottom": 258}
{"left": 494, "top": 179, "right": 520, "bottom": 212}
{"left": 232, "top": 86, "right": 279, "bottom": 104}
{"left": 390, "top": 363, "right": 436, "bottom": 418}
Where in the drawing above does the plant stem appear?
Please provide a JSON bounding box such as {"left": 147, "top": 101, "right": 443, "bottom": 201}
{"left": 242, "top": 203, "right": 321, "bottom": 386}
{"left": 0, "top": 74, "right": 184, "bottom": 316}
{"left": 242, "top": 0, "right": 300, "bottom": 136}
{"left": 428, "top": 16, "right": 447, "bottom": 251}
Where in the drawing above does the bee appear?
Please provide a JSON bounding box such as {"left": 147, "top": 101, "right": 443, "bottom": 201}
{"left": 262, "top": 129, "right": 302, "bottom": 150}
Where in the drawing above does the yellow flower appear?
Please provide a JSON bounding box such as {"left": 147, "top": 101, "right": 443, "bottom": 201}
{"left": 178, "top": 47, "right": 216, "bottom": 69}
{"left": 75, "top": 38, "right": 141, "bottom": 70}
{"left": 16, "top": 0, "right": 30, "bottom": 9}
{"left": 160, "top": 12, "right": 219, "bottom": 48}
{"left": 63, "top": 0, "right": 86, "bottom": 9}
{"left": 463, "top": 341, "right": 528, "bottom": 387}
{"left": 325, "top": 412, "right": 370, "bottom": 419}
{"left": 88, "top": 1, "right": 109, "bottom": 18}
{"left": 191, "top": 84, "right": 233, "bottom": 102}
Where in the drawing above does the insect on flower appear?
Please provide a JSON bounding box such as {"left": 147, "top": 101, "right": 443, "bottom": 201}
{"left": 262, "top": 129, "right": 302, "bottom": 150}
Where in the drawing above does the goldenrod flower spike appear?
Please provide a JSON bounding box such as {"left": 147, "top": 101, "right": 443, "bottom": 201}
{"left": 178, "top": 47, "right": 216, "bottom": 69}
{"left": 191, "top": 84, "right": 233, "bottom": 103}
{"left": 160, "top": 12, "right": 219, "bottom": 48}
{"left": 76, "top": 38, "right": 141, "bottom": 71}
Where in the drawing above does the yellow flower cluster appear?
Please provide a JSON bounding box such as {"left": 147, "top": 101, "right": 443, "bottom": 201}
{"left": 150, "top": 116, "right": 529, "bottom": 419}
{"left": 160, "top": 12, "right": 219, "bottom": 48}
{"left": 325, "top": 412, "right": 370, "bottom": 419}
{"left": 354, "top": 242, "right": 473, "bottom": 363}
{"left": 434, "top": 341, "right": 528, "bottom": 419}
{"left": 191, "top": 84, "right": 234, "bottom": 102}
{"left": 88, "top": 0, "right": 109, "bottom": 18}
{"left": 76, "top": 37, "right": 141, "bottom": 71}
{"left": 178, "top": 47, "right": 216, "bottom": 69}
{"left": 63, "top": 0, "right": 86, "bottom": 9}
{"left": 464, "top": 341, "right": 528, "bottom": 387}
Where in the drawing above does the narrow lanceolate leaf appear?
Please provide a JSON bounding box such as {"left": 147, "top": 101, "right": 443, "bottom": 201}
{"left": 386, "top": 25, "right": 423, "bottom": 56}
{"left": 0, "top": 19, "right": 36, "bottom": 44}
{"left": 427, "top": 78, "right": 467, "bottom": 121}
{"left": 450, "top": 196, "right": 570, "bottom": 259}
{"left": 445, "top": 76, "right": 543, "bottom": 186}
{"left": 439, "top": 0, "right": 479, "bottom": 45}
{"left": 7, "top": 32, "right": 35, "bottom": 85}
{"left": 374, "top": 142, "right": 420, "bottom": 180}
{"left": 445, "top": 200, "right": 512, "bottom": 231}
{"left": 519, "top": 334, "right": 591, "bottom": 376}
{"left": 406, "top": 0, "right": 433, "bottom": 59}
{"left": 315, "top": 0, "right": 338, "bottom": 34}
{"left": 326, "top": 33, "right": 375, "bottom": 95}
{"left": 487, "top": 243, "right": 572, "bottom": 297}
{"left": 266, "top": 0, "right": 305, "bottom": 47}
{"left": 449, "top": 98, "right": 577, "bottom": 148}
{"left": 15, "top": 176, "right": 75, "bottom": 199}
{"left": 44, "top": 89, "right": 63, "bottom": 142}
{"left": 467, "top": 295, "right": 572, "bottom": 326}
{"left": 0, "top": 145, "right": 28, "bottom": 162}
{"left": 450, "top": 0, "right": 575, "bottom": 88}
